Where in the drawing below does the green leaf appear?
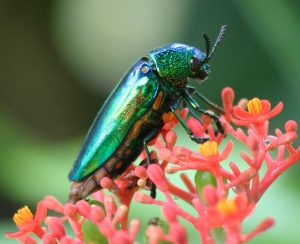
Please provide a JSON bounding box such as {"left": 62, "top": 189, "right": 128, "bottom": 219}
{"left": 194, "top": 170, "right": 217, "bottom": 202}
{"left": 82, "top": 219, "right": 108, "bottom": 244}
{"left": 211, "top": 227, "right": 226, "bottom": 244}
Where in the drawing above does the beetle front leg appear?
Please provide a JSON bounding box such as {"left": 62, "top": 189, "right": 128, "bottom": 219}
{"left": 186, "top": 86, "right": 224, "bottom": 114}
{"left": 183, "top": 90, "right": 224, "bottom": 134}
{"left": 171, "top": 107, "right": 209, "bottom": 144}
{"left": 182, "top": 99, "right": 203, "bottom": 124}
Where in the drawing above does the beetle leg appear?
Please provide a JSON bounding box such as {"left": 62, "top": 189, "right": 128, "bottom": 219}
{"left": 143, "top": 128, "right": 160, "bottom": 198}
{"left": 124, "top": 157, "right": 158, "bottom": 191}
{"left": 171, "top": 107, "right": 209, "bottom": 144}
{"left": 182, "top": 100, "right": 221, "bottom": 137}
{"left": 182, "top": 99, "right": 203, "bottom": 124}
{"left": 183, "top": 89, "right": 224, "bottom": 134}
{"left": 186, "top": 86, "right": 224, "bottom": 114}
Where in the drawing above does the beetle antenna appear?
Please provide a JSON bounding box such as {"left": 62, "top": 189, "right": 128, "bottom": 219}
{"left": 206, "top": 25, "right": 227, "bottom": 61}
{"left": 203, "top": 33, "right": 211, "bottom": 58}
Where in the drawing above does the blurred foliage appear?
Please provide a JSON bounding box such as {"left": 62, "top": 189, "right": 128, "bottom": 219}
{"left": 1, "top": 1, "right": 300, "bottom": 243}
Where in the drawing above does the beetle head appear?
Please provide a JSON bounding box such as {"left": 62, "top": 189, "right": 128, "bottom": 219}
{"left": 188, "top": 25, "right": 227, "bottom": 82}
{"left": 188, "top": 47, "right": 210, "bottom": 82}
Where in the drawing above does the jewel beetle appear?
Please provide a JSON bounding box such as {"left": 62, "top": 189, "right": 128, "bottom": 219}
{"left": 68, "top": 25, "right": 227, "bottom": 203}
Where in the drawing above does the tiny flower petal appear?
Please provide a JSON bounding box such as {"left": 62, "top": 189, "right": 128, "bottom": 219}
{"left": 169, "top": 222, "right": 187, "bottom": 243}
{"left": 222, "top": 87, "right": 234, "bottom": 113}
{"left": 16, "top": 234, "right": 36, "bottom": 244}
{"left": 202, "top": 185, "right": 218, "bottom": 205}
{"left": 134, "top": 166, "right": 148, "bottom": 179}
{"left": 129, "top": 218, "right": 140, "bottom": 239}
{"left": 104, "top": 195, "right": 118, "bottom": 214}
{"left": 134, "top": 192, "right": 154, "bottom": 204}
{"left": 146, "top": 226, "right": 164, "bottom": 243}
{"left": 60, "top": 236, "right": 78, "bottom": 244}
{"left": 42, "top": 233, "right": 57, "bottom": 244}
{"left": 255, "top": 218, "right": 275, "bottom": 232}
{"left": 90, "top": 205, "right": 105, "bottom": 223}
{"left": 76, "top": 200, "right": 91, "bottom": 218}
{"left": 101, "top": 177, "right": 117, "bottom": 191}
{"left": 43, "top": 196, "right": 64, "bottom": 214}
{"left": 202, "top": 112, "right": 213, "bottom": 128}
{"left": 147, "top": 164, "right": 168, "bottom": 193}
{"left": 243, "top": 218, "right": 275, "bottom": 242}
{"left": 158, "top": 148, "right": 172, "bottom": 161}
{"left": 165, "top": 130, "right": 177, "bottom": 149}
{"left": 187, "top": 117, "right": 205, "bottom": 137}
{"left": 267, "top": 101, "right": 283, "bottom": 118}
{"left": 162, "top": 205, "right": 177, "bottom": 222}
{"left": 98, "top": 221, "right": 115, "bottom": 237}
{"left": 64, "top": 203, "right": 77, "bottom": 221}
{"left": 114, "top": 205, "right": 128, "bottom": 223}
{"left": 48, "top": 219, "right": 66, "bottom": 239}
{"left": 285, "top": 120, "right": 297, "bottom": 132}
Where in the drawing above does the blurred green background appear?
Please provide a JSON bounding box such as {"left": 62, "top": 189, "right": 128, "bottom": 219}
{"left": 1, "top": 0, "right": 300, "bottom": 243}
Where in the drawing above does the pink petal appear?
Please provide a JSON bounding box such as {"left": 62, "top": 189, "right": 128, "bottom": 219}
{"left": 76, "top": 200, "right": 91, "bottom": 218}
{"left": 162, "top": 205, "right": 177, "bottom": 222}
{"left": 267, "top": 101, "right": 283, "bottom": 118}
{"left": 231, "top": 118, "right": 255, "bottom": 127}
{"left": 285, "top": 120, "right": 298, "bottom": 132}
{"left": 165, "top": 130, "right": 177, "bottom": 149}
{"left": 5, "top": 230, "right": 25, "bottom": 238}
{"left": 233, "top": 107, "right": 253, "bottom": 120}
{"left": 146, "top": 226, "right": 164, "bottom": 242}
{"left": 219, "top": 141, "right": 233, "bottom": 161}
{"left": 34, "top": 201, "right": 47, "bottom": 224}
{"left": 48, "top": 219, "right": 66, "bottom": 239}
{"left": 260, "top": 100, "right": 271, "bottom": 114}
{"left": 134, "top": 192, "right": 154, "bottom": 204}
{"left": 90, "top": 205, "right": 105, "bottom": 223}
{"left": 147, "top": 164, "right": 168, "bottom": 193}
{"left": 129, "top": 218, "right": 140, "bottom": 240}
{"left": 43, "top": 196, "right": 64, "bottom": 214}
{"left": 169, "top": 222, "right": 187, "bottom": 243}
{"left": 64, "top": 203, "right": 77, "bottom": 220}
{"left": 222, "top": 87, "right": 234, "bottom": 114}
{"left": 186, "top": 117, "right": 205, "bottom": 137}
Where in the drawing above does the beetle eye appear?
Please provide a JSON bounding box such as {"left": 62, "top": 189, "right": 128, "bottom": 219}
{"left": 190, "top": 56, "right": 201, "bottom": 72}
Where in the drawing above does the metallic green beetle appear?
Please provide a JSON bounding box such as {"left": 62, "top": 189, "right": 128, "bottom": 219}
{"left": 68, "top": 25, "right": 227, "bottom": 203}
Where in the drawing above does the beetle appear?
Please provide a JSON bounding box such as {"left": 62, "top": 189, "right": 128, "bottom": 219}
{"left": 68, "top": 25, "right": 227, "bottom": 203}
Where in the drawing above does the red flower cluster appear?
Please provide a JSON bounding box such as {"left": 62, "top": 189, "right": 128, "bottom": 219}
{"left": 5, "top": 87, "right": 300, "bottom": 243}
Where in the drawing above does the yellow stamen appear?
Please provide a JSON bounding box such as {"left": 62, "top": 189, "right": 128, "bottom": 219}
{"left": 13, "top": 206, "right": 33, "bottom": 227}
{"left": 247, "top": 97, "right": 262, "bottom": 114}
{"left": 216, "top": 198, "right": 238, "bottom": 216}
{"left": 199, "top": 141, "right": 218, "bottom": 157}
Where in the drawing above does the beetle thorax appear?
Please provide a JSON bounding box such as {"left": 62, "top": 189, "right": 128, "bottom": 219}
{"left": 148, "top": 43, "right": 190, "bottom": 85}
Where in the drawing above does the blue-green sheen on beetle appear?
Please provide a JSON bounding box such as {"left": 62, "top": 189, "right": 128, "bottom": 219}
{"left": 68, "top": 25, "right": 227, "bottom": 203}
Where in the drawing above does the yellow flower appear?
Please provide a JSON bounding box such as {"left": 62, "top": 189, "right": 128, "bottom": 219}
{"left": 247, "top": 97, "right": 262, "bottom": 114}
{"left": 216, "top": 198, "right": 238, "bottom": 216}
{"left": 13, "top": 206, "right": 33, "bottom": 227}
{"left": 5, "top": 202, "right": 47, "bottom": 239}
{"left": 199, "top": 141, "right": 218, "bottom": 157}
